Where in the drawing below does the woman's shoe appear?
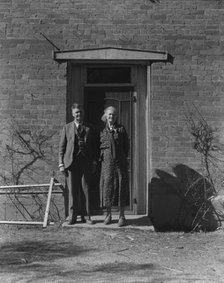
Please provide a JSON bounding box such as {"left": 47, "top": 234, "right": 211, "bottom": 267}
{"left": 86, "top": 218, "right": 95, "bottom": 225}
{"left": 118, "top": 216, "right": 126, "bottom": 227}
{"left": 104, "top": 215, "right": 112, "bottom": 225}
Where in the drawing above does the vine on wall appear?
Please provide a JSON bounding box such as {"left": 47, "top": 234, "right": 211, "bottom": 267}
{"left": 0, "top": 120, "right": 63, "bottom": 222}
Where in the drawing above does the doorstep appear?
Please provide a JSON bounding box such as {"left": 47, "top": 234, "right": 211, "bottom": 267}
{"left": 62, "top": 214, "right": 155, "bottom": 231}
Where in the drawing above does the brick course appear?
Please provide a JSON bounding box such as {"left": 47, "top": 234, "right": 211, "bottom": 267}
{"left": 0, "top": 0, "right": 224, "bottom": 188}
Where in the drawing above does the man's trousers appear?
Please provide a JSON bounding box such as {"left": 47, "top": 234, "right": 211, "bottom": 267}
{"left": 66, "top": 154, "right": 91, "bottom": 221}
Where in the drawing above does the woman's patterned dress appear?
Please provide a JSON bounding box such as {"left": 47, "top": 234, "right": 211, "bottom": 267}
{"left": 99, "top": 123, "right": 129, "bottom": 208}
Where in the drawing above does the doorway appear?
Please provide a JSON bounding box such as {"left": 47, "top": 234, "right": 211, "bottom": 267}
{"left": 67, "top": 62, "right": 148, "bottom": 214}
{"left": 84, "top": 87, "right": 134, "bottom": 213}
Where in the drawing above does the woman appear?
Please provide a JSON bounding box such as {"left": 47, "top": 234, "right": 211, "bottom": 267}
{"left": 100, "top": 106, "right": 129, "bottom": 227}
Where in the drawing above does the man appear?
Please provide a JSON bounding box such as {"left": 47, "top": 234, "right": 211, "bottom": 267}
{"left": 58, "top": 103, "right": 97, "bottom": 225}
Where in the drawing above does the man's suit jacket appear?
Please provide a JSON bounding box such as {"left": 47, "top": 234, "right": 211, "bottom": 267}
{"left": 59, "top": 121, "right": 97, "bottom": 169}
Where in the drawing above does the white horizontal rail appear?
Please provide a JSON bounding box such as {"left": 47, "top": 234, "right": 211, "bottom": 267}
{"left": 0, "top": 221, "right": 54, "bottom": 225}
{"left": 0, "top": 191, "right": 63, "bottom": 195}
{"left": 0, "top": 183, "right": 62, "bottom": 189}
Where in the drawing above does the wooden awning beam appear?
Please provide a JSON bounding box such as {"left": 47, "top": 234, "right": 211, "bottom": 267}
{"left": 53, "top": 47, "right": 172, "bottom": 64}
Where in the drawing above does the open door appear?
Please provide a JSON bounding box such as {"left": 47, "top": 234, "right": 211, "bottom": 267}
{"left": 84, "top": 87, "right": 134, "bottom": 212}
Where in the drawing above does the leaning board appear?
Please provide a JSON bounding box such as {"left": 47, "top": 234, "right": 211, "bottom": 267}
{"left": 0, "top": 177, "right": 65, "bottom": 228}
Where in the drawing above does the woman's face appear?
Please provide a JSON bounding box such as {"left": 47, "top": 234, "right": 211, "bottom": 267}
{"left": 106, "top": 109, "right": 117, "bottom": 125}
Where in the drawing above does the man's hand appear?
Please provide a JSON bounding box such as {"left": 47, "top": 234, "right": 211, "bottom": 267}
{"left": 59, "top": 165, "right": 67, "bottom": 176}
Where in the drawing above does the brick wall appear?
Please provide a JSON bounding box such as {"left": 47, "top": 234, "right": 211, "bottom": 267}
{"left": 0, "top": 0, "right": 224, "bottom": 189}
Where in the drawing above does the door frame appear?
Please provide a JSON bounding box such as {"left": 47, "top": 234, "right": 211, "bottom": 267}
{"left": 67, "top": 63, "right": 149, "bottom": 214}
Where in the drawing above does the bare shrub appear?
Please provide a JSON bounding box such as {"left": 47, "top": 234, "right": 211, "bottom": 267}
{"left": 185, "top": 105, "right": 224, "bottom": 231}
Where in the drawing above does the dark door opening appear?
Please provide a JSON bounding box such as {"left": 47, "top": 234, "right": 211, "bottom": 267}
{"left": 84, "top": 87, "right": 133, "bottom": 213}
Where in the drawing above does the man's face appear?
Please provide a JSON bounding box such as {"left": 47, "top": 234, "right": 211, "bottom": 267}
{"left": 72, "top": 108, "right": 84, "bottom": 123}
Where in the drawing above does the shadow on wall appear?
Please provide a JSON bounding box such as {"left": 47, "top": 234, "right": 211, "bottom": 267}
{"left": 149, "top": 164, "right": 221, "bottom": 232}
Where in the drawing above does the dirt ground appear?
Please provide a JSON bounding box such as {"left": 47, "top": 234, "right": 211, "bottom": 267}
{"left": 0, "top": 216, "right": 224, "bottom": 283}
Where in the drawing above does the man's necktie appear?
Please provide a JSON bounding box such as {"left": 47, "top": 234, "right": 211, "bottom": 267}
{"left": 77, "top": 124, "right": 82, "bottom": 134}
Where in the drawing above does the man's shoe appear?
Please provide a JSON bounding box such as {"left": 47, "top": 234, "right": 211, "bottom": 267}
{"left": 68, "top": 219, "right": 77, "bottom": 225}
{"left": 118, "top": 216, "right": 126, "bottom": 227}
{"left": 80, "top": 217, "right": 86, "bottom": 223}
{"left": 104, "top": 215, "right": 112, "bottom": 225}
{"left": 67, "top": 215, "right": 77, "bottom": 225}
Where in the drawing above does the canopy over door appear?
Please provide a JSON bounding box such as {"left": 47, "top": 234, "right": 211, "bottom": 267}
{"left": 53, "top": 47, "right": 170, "bottom": 65}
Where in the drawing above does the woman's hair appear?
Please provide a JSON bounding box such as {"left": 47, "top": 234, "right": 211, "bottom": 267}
{"left": 101, "top": 106, "right": 117, "bottom": 123}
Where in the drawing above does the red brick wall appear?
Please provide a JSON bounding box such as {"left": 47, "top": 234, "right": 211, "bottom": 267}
{"left": 0, "top": 0, "right": 224, "bottom": 185}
